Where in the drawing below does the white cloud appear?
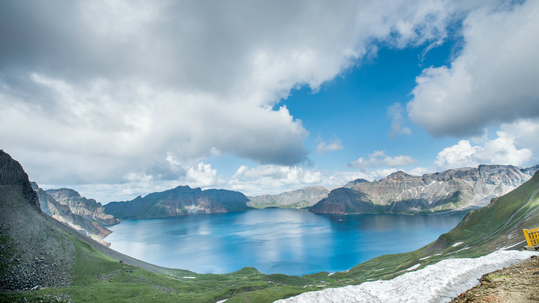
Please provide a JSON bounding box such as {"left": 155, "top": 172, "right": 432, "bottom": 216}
{"left": 316, "top": 138, "right": 344, "bottom": 154}
{"left": 407, "top": 167, "right": 432, "bottom": 176}
{"left": 229, "top": 164, "right": 323, "bottom": 195}
{"left": 434, "top": 132, "right": 533, "bottom": 170}
{"left": 388, "top": 103, "right": 412, "bottom": 139}
{"left": 186, "top": 163, "right": 224, "bottom": 188}
{"left": 408, "top": 0, "right": 539, "bottom": 137}
{"left": 0, "top": 0, "right": 500, "bottom": 198}
{"left": 500, "top": 118, "right": 539, "bottom": 162}
{"left": 348, "top": 151, "right": 417, "bottom": 170}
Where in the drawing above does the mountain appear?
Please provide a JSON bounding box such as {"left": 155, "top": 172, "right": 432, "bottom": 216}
{"left": 248, "top": 186, "right": 331, "bottom": 209}
{"left": 45, "top": 188, "right": 119, "bottom": 226}
{"left": 104, "top": 186, "right": 252, "bottom": 220}
{"left": 2, "top": 149, "right": 539, "bottom": 302}
{"left": 311, "top": 164, "right": 539, "bottom": 215}
{"left": 329, "top": 169, "right": 539, "bottom": 286}
{"left": 32, "top": 183, "right": 112, "bottom": 245}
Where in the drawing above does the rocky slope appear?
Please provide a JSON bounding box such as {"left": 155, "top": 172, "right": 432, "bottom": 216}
{"left": 45, "top": 188, "right": 119, "bottom": 226}
{"left": 0, "top": 150, "right": 195, "bottom": 293}
{"left": 104, "top": 186, "right": 252, "bottom": 220}
{"left": 451, "top": 256, "right": 539, "bottom": 303}
{"left": 311, "top": 164, "right": 539, "bottom": 215}
{"left": 248, "top": 186, "right": 331, "bottom": 209}
{"left": 32, "top": 183, "right": 112, "bottom": 245}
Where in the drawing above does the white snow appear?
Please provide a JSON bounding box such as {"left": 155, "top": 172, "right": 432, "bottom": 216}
{"left": 452, "top": 242, "right": 464, "bottom": 247}
{"left": 405, "top": 263, "right": 421, "bottom": 271}
{"left": 274, "top": 250, "right": 539, "bottom": 303}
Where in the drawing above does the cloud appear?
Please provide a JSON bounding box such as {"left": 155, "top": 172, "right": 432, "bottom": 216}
{"left": 348, "top": 151, "right": 417, "bottom": 170}
{"left": 500, "top": 118, "right": 539, "bottom": 162}
{"left": 316, "top": 138, "right": 344, "bottom": 154}
{"left": 0, "top": 0, "right": 490, "bottom": 192}
{"left": 434, "top": 132, "right": 533, "bottom": 170}
{"left": 229, "top": 164, "right": 323, "bottom": 195}
{"left": 408, "top": 0, "right": 539, "bottom": 137}
{"left": 388, "top": 103, "right": 412, "bottom": 139}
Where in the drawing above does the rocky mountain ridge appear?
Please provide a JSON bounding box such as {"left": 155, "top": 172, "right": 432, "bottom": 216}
{"left": 311, "top": 164, "right": 539, "bottom": 215}
{"left": 32, "top": 183, "right": 113, "bottom": 245}
{"left": 45, "top": 188, "right": 119, "bottom": 226}
{"left": 104, "top": 185, "right": 252, "bottom": 220}
{"left": 247, "top": 186, "right": 331, "bottom": 209}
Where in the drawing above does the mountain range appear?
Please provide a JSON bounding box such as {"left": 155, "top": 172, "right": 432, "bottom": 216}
{"left": 310, "top": 164, "right": 539, "bottom": 215}
{"left": 247, "top": 185, "right": 331, "bottom": 209}
{"left": 1, "top": 149, "right": 539, "bottom": 302}
{"left": 103, "top": 185, "right": 252, "bottom": 220}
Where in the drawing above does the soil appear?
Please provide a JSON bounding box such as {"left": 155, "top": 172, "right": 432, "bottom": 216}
{"left": 451, "top": 255, "right": 539, "bottom": 303}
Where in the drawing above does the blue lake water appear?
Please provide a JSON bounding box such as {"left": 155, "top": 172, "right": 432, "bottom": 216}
{"left": 106, "top": 208, "right": 466, "bottom": 276}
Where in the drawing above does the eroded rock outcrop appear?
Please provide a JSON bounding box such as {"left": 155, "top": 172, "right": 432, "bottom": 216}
{"left": 45, "top": 188, "right": 119, "bottom": 225}
{"left": 32, "top": 183, "right": 112, "bottom": 245}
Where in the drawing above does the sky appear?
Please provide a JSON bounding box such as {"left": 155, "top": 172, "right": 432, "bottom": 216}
{"left": 1, "top": 0, "right": 538, "bottom": 203}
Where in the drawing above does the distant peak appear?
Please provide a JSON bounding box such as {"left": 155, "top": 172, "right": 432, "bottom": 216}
{"left": 381, "top": 171, "right": 416, "bottom": 182}
{"left": 345, "top": 178, "right": 370, "bottom": 188}
{"left": 350, "top": 178, "right": 369, "bottom": 184}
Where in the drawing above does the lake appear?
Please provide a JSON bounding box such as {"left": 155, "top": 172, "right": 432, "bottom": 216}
{"left": 106, "top": 208, "right": 466, "bottom": 276}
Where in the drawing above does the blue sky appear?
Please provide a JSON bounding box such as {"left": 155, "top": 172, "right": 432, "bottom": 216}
{"left": 1, "top": 0, "right": 538, "bottom": 202}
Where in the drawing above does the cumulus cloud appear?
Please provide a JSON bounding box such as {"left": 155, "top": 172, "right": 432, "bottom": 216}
{"left": 434, "top": 132, "right": 533, "bottom": 170}
{"left": 500, "top": 118, "right": 539, "bottom": 162}
{"left": 0, "top": 0, "right": 495, "bottom": 196}
{"left": 348, "top": 151, "right": 417, "bottom": 170}
{"left": 316, "top": 138, "right": 344, "bottom": 154}
{"left": 408, "top": 0, "right": 539, "bottom": 137}
{"left": 229, "top": 164, "right": 323, "bottom": 195}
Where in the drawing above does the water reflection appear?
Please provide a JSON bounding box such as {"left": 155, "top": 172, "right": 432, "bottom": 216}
{"left": 106, "top": 208, "right": 466, "bottom": 275}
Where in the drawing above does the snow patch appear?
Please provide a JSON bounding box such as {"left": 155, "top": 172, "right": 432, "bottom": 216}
{"left": 275, "top": 250, "right": 539, "bottom": 303}
{"left": 452, "top": 242, "right": 464, "bottom": 247}
{"left": 406, "top": 263, "right": 421, "bottom": 271}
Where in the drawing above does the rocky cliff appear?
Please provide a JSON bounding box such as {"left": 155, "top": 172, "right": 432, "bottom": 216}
{"left": 104, "top": 185, "right": 252, "bottom": 220}
{"left": 32, "top": 183, "right": 112, "bottom": 245}
{"left": 248, "top": 186, "right": 331, "bottom": 209}
{"left": 45, "top": 188, "right": 119, "bottom": 225}
{"left": 311, "top": 164, "right": 539, "bottom": 215}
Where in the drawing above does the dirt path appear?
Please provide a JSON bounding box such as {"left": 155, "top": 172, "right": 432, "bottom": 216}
{"left": 451, "top": 255, "right": 539, "bottom": 302}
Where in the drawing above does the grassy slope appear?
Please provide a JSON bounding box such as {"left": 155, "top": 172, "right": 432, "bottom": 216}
{"left": 2, "top": 173, "right": 538, "bottom": 302}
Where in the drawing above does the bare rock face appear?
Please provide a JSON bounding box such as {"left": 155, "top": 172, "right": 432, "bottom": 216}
{"left": 32, "top": 183, "right": 112, "bottom": 245}
{"left": 311, "top": 164, "right": 539, "bottom": 215}
{"left": 0, "top": 150, "right": 40, "bottom": 212}
{"left": 104, "top": 186, "right": 252, "bottom": 220}
{"left": 248, "top": 186, "right": 331, "bottom": 209}
{"left": 45, "top": 188, "right": 119, "bottom": 226}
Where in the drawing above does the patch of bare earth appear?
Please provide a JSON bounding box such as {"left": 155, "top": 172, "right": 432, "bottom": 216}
{"left": 451, "top": 255, "right": 539, "bottom": 303}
